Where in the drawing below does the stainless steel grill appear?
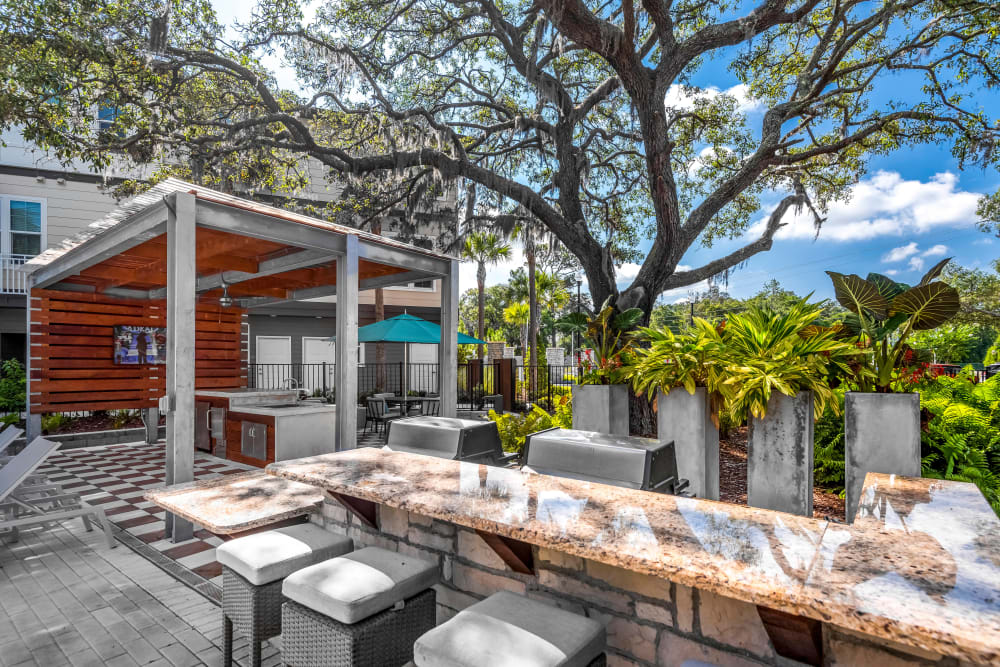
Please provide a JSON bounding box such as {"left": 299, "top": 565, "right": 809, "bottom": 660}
{"left": 522, "top": 428, "right": 690, "bottom": 495}
{"left": 384, "top": 417, "right": 516, "bottom": 466}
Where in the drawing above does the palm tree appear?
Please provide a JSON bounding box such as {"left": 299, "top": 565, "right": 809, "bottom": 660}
{"left": 503, "top": 302, "right": 530, "bottom": 356}
{"left": 462, "top": 232, "right": 511, "bottom": 359}
{"left": 535, "top": 271, "right": 571, "bottom": 346}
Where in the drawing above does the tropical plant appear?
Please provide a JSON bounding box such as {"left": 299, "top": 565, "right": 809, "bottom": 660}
{"left": 625, "top": 319, "right": 729, "bottom": 420}
{"left": 826, "top": 259, "right": 961, "bottom": 392}
{"left": 558, "top": 298, "right": 643, "bottom": 385}
{"left": 720, "top": 300, "right": 857, "bottom": 421}
{"left": 461, "top": 232, "right": 512, "bottom": 359}
{"left": 487, "top": 397, "right": 572, "bottom": 454}
{"left": 919, "top": 369, "right": 1000, "bottom": 513}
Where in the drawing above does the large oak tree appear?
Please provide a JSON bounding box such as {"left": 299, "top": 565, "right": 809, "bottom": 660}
{"left": 3, "top": 0, "right": 999, "bottom": 322}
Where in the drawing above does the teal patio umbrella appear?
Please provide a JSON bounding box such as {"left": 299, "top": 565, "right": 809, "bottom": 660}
{"left": 338, "top": 313, "right": 485, "bottom": 396}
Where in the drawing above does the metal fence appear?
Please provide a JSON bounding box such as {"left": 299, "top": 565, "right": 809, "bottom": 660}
{"left": 246, "top": 361, "right": 585, "bottom": 411}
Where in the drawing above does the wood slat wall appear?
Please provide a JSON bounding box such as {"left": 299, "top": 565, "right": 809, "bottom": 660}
{"left": 29, "top": 289, "right": 248, "bottom": 413}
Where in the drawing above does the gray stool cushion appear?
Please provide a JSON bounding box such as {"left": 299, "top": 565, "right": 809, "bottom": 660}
{"left": 414, "top": 591, "right": 605, "bottom": 667}
{"left": 216, "top": 524, "right": 353, "bottom": 586}
{"left": 282, "top": 546, "right": 439, "bottom": 624}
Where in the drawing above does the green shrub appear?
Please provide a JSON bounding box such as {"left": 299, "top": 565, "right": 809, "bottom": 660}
{"left": 487, "top": 396, "right": 572, "bottom": 454}
{"left": 41, "top": 413, "right": 71, "bottom": 434}
{"left": 0, "top": 359, "right": 26, "bottom": 411}
{"left": 919, "top": 368, "right": 1000, "bottom": 513}
{"left": 813, "top": 389, "right": 846, "bottom": 493}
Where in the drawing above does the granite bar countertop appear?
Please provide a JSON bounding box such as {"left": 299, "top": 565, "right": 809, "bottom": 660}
{"left": 266, "top": 449, "right": 1000, "bottom": 664}
{"left": 234, "top": 404, "right": 337, "bottom": 418}
{"left": 145, "top": 471, "right": 323, "bottom": 534}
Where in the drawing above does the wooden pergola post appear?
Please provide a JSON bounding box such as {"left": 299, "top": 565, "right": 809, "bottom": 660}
{"left": 335, "top": 235, "right": 359, "bottom": 450}
{"left": 164, "top": 192, "right": 197, "bottom": 542}
{"left": 439, "top": 259, "right": 459, "bottom": 417}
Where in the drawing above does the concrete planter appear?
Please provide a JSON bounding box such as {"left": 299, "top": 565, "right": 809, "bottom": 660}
{"left": 747, "top": 390, "right": 814, "bottom": 517}
{"left": 845, "top": 391, "right": 920, "bottom": 523}
{"left": 571, "top": 384, "right": 629, "bottom": 435}
{"left": 657, "top": 388, "right": 719, "bottom": 500}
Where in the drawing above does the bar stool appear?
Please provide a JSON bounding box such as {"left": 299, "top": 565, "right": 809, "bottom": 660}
{"left": 281, "top": 546, "right": 439, "bottom": 666}
{"left": 413, "top": 591, "right": 606, "bottom": 666}
{"left": 216, "top": 524, "right": 353, "bottom": 666}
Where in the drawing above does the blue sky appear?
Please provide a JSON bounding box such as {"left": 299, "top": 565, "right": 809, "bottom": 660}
{"left": 210, "top": 0, "right": 999, "bottom": 303}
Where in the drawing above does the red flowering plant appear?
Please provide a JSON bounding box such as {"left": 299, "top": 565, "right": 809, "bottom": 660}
{"left": 558, "top": 298, "right": 644, "bottom": 385}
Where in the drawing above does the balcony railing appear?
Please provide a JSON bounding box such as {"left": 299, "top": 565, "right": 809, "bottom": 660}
{"left": 0, "top": 254, "right": 32, "bottom": 295}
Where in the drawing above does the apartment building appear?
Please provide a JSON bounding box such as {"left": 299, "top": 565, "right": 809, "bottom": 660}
{"left": 0, "top": 128, "right": 457, "bottom": 373}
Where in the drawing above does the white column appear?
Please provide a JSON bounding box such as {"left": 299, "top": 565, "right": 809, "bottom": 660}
{"left": 439, "top": 259, "right": 459, "bottom": 417}
{"left": 165, "top": 192, "right": 197, "bottom": 542}
{"left": 24, "top": 276, "right": 40, "bottom": 442}
{"left": 335, "top": 235, "right": 359, "bottom": 450}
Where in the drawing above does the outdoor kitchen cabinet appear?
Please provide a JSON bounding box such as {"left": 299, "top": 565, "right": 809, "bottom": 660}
{"left": 225, "top": 404, "right": 337, "bottom": 467}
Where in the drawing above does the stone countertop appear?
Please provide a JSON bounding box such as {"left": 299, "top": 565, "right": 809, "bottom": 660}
{"left": 144, "top": 471, "right": 323, "bottom": 534}
{"left": 233, "top": 404, "right": 337, "bottom": 418}
{"left": 194, "top": 389, "right": 295, "bottom": 397}
{"left": 266, "top": 450, "right": 1000, "bottom": 665}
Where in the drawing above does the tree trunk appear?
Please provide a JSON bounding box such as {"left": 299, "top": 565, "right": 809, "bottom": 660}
{"left": 527, "top": 236, "right": 538, "bottom": 399}
{"left": 373, "top": 220, "right": 386, "bottom": 392}
{"left": 477, "top": 262, "right": 486, "bottom": 360}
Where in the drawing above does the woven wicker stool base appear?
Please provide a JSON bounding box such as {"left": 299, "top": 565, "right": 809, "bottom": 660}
{"left": 281, "top": 588, "right": 436, "bottom": 667}
{"left": 222, "top": 567, "right": 285, "bottom": 667}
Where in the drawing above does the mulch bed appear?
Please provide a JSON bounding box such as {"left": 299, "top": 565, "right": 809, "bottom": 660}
{"left": 720, "top": 426, "right": 845, "bottom": 522}
{"left": 45, "top": 413, "right": 164, "bottom": 435}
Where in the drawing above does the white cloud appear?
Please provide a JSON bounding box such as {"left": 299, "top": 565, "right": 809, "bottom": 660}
{"left": 922, "top": 244, "right": 948, "bottom": 257}
{"left": 885, "top": 269, "right": 899, "bottom": 276}
{"left": 974, "top": 237, "right": 994, "bottom": 245}
{"left": 616, "top": 262, "right": 642, "bottom": 282}
{"left": 458, "top": 245, "right": 525, "bottom": 294}
{"left": 883, "top": 242, "right": 919, "bottom": 263}
{"left": 908, "top": 256, "right": 925, "bottom": 272}
{"left": 665, "top": 83, "right": 764, "bottom": 115}
{"left": 747, "top": 171, "right": 981, "bottom": 242}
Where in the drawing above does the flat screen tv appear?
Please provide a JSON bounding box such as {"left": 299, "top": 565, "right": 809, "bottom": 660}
{"left": 113, "top": 326, "right": 167, "bottom": 365}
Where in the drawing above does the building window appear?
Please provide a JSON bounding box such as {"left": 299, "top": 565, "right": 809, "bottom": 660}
{"left": 97, "top": 105, "right": 118, "bottom": 132}
{"left": 386, "top": 279, "right": 437, "bottom": 292}
{"left": 0, "top": 197, "right": 46, "bottom": 258}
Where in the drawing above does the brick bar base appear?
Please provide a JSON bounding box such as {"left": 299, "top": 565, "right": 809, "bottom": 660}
{"left": 309, "top": 498, "right": 957, "bottom": 667}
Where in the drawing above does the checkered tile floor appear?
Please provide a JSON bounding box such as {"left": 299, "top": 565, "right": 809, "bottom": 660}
{"left": 36, "top": 442, "right": 256, "bottom": 589}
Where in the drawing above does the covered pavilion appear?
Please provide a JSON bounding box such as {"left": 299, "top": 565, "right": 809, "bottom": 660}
{"left": 21, "top": 178, "right": 460, "bottom": 541}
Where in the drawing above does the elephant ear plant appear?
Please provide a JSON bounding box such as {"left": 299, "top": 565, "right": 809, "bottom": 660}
{"left": 558, "top": 298, "right": 643, "bottom": 385}
{"left": 826, "top": 258, "right": 961, "bottom": 392}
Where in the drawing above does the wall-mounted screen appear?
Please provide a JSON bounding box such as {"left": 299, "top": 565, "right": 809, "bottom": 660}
{"left": 113, "top": 326, "right": 167, "bottom": 365}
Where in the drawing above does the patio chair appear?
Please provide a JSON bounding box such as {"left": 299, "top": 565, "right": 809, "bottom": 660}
{"left": 0, "top": 437, "right": 115, "bottom": 549}
{"left": 417, "top": 397, "right": 441, "bottom": 417}
{"left": 364, "top": 397, "right": 402, "bottom": 440}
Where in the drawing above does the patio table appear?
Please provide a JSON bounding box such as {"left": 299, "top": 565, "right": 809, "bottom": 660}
{"left": 144, "top": 471, "right": 323, "bottom": 535}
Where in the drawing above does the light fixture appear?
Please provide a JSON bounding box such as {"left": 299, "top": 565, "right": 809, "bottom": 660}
{"left": 218, "top": 279, "right": 233, "bottom": 308}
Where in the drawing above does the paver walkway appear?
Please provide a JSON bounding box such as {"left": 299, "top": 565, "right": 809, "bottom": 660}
{"left": 0, "top": 509, "right": 279, "bottom": 666}
{"left": 35, "top": 442, "right": 256, "bottom": 592}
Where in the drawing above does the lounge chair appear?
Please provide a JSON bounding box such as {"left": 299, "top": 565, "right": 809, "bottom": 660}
{"left": 0, "top": 426, "right": 24, "bottom": 459}
{"left": 0, "top": 437, "right": 115, "bottom": 549}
